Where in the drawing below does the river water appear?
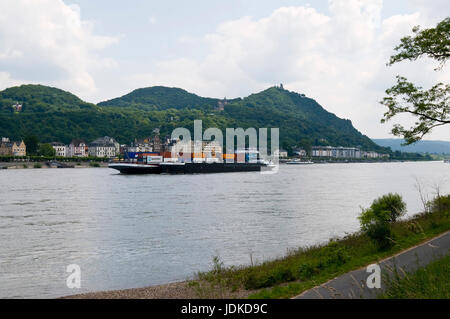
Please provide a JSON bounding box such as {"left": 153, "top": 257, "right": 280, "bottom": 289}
{"left": 0, "top": 161, "right": 449, "bottom": 298}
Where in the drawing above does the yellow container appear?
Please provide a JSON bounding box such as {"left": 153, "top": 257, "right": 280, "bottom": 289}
{"left": 192, "top": 153, "right": 205, "bottom": 158}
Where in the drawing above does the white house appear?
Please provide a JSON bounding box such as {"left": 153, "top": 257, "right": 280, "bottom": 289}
{"left": 51, "top": 142, "right": 67, "bottom": 157}
{"left": 88, "top": 136, "right": 119, "bottom": 158}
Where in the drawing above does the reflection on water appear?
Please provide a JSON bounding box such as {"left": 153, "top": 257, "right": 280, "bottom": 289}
{"left": 0, "top": 161, "right": 449, "bottom": 298}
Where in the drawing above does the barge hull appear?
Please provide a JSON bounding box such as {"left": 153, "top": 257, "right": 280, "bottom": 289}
{"left": 108, "top": 164, "right": 162, "bottom": 174}
{"left": 109, "top": 162, "right": 266, "bottom": 174}
{"left": 160, "top": 162, "right": 264, "bottom": 174}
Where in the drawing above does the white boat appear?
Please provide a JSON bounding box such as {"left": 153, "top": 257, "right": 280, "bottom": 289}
{"left": 285, "top": 159, "right": 314, "bottom": 165}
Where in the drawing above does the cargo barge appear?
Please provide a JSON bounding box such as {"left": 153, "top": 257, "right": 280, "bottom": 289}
{"left": 109, "top": 151, "right": 272, "bottom": 174}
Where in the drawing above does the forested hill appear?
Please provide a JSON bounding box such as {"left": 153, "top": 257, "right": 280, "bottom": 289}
{"left": 0, "top": 84, "right": 97, "bottom": 113}
{"left": 0, "top": 84, "right": 386, "bottom": 152}
{"left": 98, "top": 86, "right": 239, "bottom": 111}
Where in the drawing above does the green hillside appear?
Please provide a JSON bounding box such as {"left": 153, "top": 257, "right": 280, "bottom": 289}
{"left": 98, "top": 86, "right": 239, "bottom": 111}
{"left": 0, "top": 84, "right": 96, "bottom": 113}
{"left": 0, "top": 84, "right": 386, "bottom": 152}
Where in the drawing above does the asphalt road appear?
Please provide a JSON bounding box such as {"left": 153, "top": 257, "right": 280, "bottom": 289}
{"left": 294, "top": 231, "right": 450, "bottom": 299}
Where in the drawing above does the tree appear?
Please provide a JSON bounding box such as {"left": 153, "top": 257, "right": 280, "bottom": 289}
{"left": 24, "top": 135, "right": 39, "bottom": 155}
{"left": 359, "top": 193, "right": 407, "bottom": 249}
{"left": 299, "top": 138, "right": 312, "bottom": 156}
{"left": 381, "top": 17, "right": 450, "bottom": 144}
{"left": 38, "top": 143, "right": 56, "bottom": 157}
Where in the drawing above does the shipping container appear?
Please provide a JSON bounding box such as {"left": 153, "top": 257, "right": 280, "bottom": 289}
{"left": 146, "top": 156, "right": 163, "bottom": 163}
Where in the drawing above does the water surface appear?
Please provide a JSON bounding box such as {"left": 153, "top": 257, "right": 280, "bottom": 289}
{"left": 0, "top": 161, "right": 449, "bottom": 298}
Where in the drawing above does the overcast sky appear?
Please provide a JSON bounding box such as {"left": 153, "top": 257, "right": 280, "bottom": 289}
{"left": 0, "top": 0, "right": 449, "bottom": 140}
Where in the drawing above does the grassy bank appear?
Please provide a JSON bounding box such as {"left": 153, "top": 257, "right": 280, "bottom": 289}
{"left": 191, "top": 195, "right": 450, "bottom": 299}
{"left": 378, "top": 255, "right": 450, "bottom": 299}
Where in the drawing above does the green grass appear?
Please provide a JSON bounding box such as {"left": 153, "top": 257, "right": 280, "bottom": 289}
{"left": 378, "top": 255, "right": 450, "bottom": 299}
{"left": 194, "top": 195, "right": 450, "bottom": 299}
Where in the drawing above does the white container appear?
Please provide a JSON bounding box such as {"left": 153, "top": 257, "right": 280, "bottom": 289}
{"left": 147, "top": 156, "right": 163, "bottom": 163}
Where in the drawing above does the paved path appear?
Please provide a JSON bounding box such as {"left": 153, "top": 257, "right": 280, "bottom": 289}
{"left": 294, "top": 231, "right": 450, "bottom": 299}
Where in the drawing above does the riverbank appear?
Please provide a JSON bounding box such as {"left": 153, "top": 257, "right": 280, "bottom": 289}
{"left": 0, "top": 161, "right": 109, "bottom": 169}
{"left": 63, "top": 195, "right": 450, "bottom": 299}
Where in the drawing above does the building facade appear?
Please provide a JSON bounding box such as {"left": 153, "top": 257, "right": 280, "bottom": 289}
{"left": 0, "top": 138, "right": 26, "bottom": 156}
{"left": 67, "top": 139, "right": 88, "bottom": 157}
{"left": 88, "top": 136, "right": 119, "bottom": 158}
{"left": 312, "top": 146, "right": 361, "bottom": 158}
{"left": 51, "top": 142, "right": 67, "bottom": 157}
{"left": 311, "top": 146, "right": 387, "bottom": 159}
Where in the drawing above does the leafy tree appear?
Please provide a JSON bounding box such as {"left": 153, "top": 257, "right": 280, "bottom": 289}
{"left": 299, "top": 138, "right": 312, "bottom": 156}
{"left": 38, "top": 143, "right": 56, "bottom": 157}
{"left": 381, "top": 17, "right": 450, "bottom": 144}
{"left": 24, "top": 135, "right": 39, "bottom": 155}
{"left": 359, "top": 193, "right": 407, "bottom": 249}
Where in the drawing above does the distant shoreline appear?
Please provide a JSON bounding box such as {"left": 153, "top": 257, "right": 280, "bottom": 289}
{"left": 0, "top": 161, "right": 109, "bottom": 169}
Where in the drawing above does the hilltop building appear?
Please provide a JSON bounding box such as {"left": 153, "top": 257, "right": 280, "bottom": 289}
{"left": 12, "top": 102, "right": 22, "bottom": 112}
{"left": 216, "top": 97, "right": 228, "bottom": 111}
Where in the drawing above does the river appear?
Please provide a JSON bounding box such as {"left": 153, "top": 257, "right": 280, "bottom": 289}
{"left": 0, "top": 161, "right": 449, "bottom": 298}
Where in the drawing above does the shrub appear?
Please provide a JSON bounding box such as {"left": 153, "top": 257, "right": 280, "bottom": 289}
{"left": 359, "top": 193, "right": 407, "bottom": 249}
{"left": 33, "top": 163, "right": 42, "bottom": 168}
{"left": 297, "top": 263, "right": 315, "bottom": 280}
{"left": 430, "top": 195, "right": 450, "bottom": 214}
{"left": 244, "top": 272, "right": 276, "bottom": 290}
{"left": 321, "top": 243, "right": 351, "bottom": 267}
{"left": 365, "top": 220, "right": 393, "bottom": 249}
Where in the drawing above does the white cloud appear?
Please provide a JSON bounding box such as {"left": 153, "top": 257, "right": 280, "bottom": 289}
{"left": 132, "top": 0, "right": 449, "bottom": 139}
{"left": 0, "top": 0, "right": 118, "bottom": 97}
{"left": 1, "top": 0, "right": 448, "bottom": 140}
{"left": 148, "top": 16, "right": 157, "bottom": 25}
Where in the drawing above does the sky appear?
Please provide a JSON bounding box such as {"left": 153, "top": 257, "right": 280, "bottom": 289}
{"left": 0, "top": 0, "right": 449, "bottom": 140}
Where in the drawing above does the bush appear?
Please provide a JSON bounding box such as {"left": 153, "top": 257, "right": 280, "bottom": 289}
{"left": 430, "top": 195, "right": 450, "bottom": 214}
{"left": 365, "top": 220, "right": 393, "bottom": 249}
{"left": 321, "top": 242, "right": 351, "bottom": 267}
{"left": 297, "top": 263, "right": 315, "bottom": 280}
{"left": 359, "top": 193, "right": 407, "bottom": 249}
{"left": 244, "top": 272, "right": 276, "bottom": 290}
{"left": 33, "top": 163, "right": 42, "bottom": 168}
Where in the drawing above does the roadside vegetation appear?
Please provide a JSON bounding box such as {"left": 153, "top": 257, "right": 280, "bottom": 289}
{"left": 190, "top": 194, "right": 450, "bottom": 299}
{"left": 378, "top": 255, "right": 450, "bottom": 299}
